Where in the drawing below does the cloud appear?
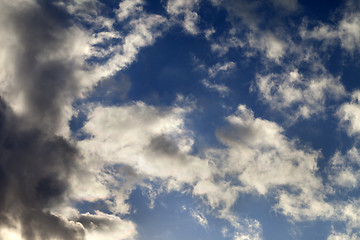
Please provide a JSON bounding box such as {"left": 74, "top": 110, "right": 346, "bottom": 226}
{"left": 0, "top": 1, "right": 145, "bottom": 239}
{"left": 0, "top": 0, "right": 92, "bottom": 136}
{"left": 300, "top": 0, "right": 360, "bottom": 53}
{"left": 233, "top": 219, "right": 262, "bottom": 240}
{"left": 190, "top": 210, "right": 208, "bottom": 228}
{"left": 328, "top": 147, "right": 360, "bottom": 189}
{"left": 201, "top": 79, "right": 230, "bottom": 97}
{"left": 81, "top": 4, "right": 170, "bottom": 87}
{"left": 78, "top": 211, "right": 137, "bottom": 240}
{"left": 255, "top": 68, "right": 346, "bottom": 120}
{"left": 337, "top": 91, "right": 360, "bottom": 136}
{"left": 327, "top": 232, "right": 360, "bottom": 240}
{"left": 0, "top": 98, "right": 85, "bottom": 240}
{"left": 215, "top": 105, "right": 333, "bottom": 220}
{"left": 207, "top": 0, "right": 298, "bottom": 60}
{"left": 249, "top": 33, "right": 287, "bottom": 63}
{"left": 208, "top": 62, "right": 236, "bottom": 78}
{"left": 203, "top": 0, "right": 349, "bottom": 124}
{"left": 0, "top": 1, "right": 90, "bottom": 238}
{"left": 76, "top": 100, "right": 267, "bottom": 239}
{"left": 166, "top": 0, "right": 200, "bottom": 34}
{"left": 76, "top": 99, "right": 213, "bottom": 214}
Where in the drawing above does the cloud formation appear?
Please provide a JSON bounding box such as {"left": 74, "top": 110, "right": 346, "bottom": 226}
{"left": 2, "top": 0, "right": 360, "bottom": 239}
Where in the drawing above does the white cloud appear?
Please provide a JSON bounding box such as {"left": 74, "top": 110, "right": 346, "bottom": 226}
{"left": 301, "top": 2, "right": 360, "bottom": 53}
{"left": 74, "top": 101, "right": 346, "bottom": 235}
{"left": 190, "top": 210, "right": 208, "bottom": 228}
{"left": 248, "top": 33, "right": 287, "bottom": 63}
{"left": 201, "top": 79, "right": 230, "bottom": 97}
{"left": 233, "top": 219, "right": 262, "bottom": 240}
{"left": 193, "top": 179, "right": 239, "bottom": 211}
{"left": 116, "top": 0, "right": 144, "bottom": 21}
{"left": 327, "top": 231, "right": 359, "bottom": 240}
{"left": 337, "top": 91, "right": 360, "bottom": 136}
{"left": 216, "top": 105, "right": 333, "bottom": 220}
{"left": 255, "top": 68, "right": 346, "bottom": 120}
{"left": 81, "top": 211, "right": 137, "bottom": 240}
{"left": 166, "top": 0, "right": 200, "bottom": 34}
{"left": 0, "top": 224, "right": 24, "bottom": 240}
{"left": 76, "top": 100, "right": 213, "bottom": 214}
{"left": 81, "top": 12, "right": 169, "bottom": 89}
{"left": 76, "top": 101, "right": 268, "bottom": 238}
{"left": 208, "top": 62, "right": 236, "bottom": 78}
{"left": 328, "top": 147, "right": 360, "bottom": 189}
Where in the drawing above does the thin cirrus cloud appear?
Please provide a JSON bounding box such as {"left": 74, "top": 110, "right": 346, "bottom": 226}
{"left": 1, "top": 0, "right": 360, "bottom": 240}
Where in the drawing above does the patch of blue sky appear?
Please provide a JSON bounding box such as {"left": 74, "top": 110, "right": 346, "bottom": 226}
{"left": 128, "top": 187, "right": 228, "bottom": 240}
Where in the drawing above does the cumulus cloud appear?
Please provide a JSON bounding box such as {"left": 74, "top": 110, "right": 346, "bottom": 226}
{"left": 0, "top": 0, "right": 91, "bottom": 136}
{"left": 76, "top": 99, "right": 213, "bottom": 214}
{"left": 337, "top": 91, "right": 360, "bottom": 136}
{"left": 328, "top": 147, "right": 360, "bottom": 189}
{"left": 255, "top": 68, "right": 346, "bottom": 120}
{"left": 215, "top": 105, "right": 334, "bottom": 220}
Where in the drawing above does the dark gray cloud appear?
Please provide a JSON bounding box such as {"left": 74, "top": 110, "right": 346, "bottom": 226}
{"left": 148, "top": 135, "right": 180, "bottom": 156}
{"left": 0, "top": 1, "right": 87, "bottom": 239}
{"left": 2, "top": 0, "right": 81, "bottom": 134}
{"left": 0, "top": 98, "right": 84, "bottom": 240}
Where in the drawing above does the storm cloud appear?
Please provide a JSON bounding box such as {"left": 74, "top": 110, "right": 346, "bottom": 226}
{"left": 0, "top": 1, "right": 85, "bottom": 239}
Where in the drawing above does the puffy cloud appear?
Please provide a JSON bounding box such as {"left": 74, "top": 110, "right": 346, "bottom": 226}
{"left": 166, "top": 0, "right": 200, "bottom": 34}
{"left": 0, "top": 0, "right": 91, "bottom": 136}
{"left": 337, "top": 91, "right": 360, "bottom": 136}
{"left": 216, "top": 105, "right": 333, "bottom": 220}
{"left": 116, "top": 0, "right": 144, "bottom": 22}
{"left": 327, "top": 232, "right": 360, "bottom": 240}
{"left": 76, "top": 101, "right": 270, "bottom": 239}
{"left": 328, "top": 147, "right": 360, "bottom": 189}
{"left": 255, "top": 68, "right": 346, "bottom": 120}
{"left": 77, "top": 100, "right": 213, "bottom": 214}
{"left": 233, "top": 219, "right": 262, "bottom": 240}
{"left": 247, "top": 33, "right": 287, "bottom": 63}
{"left": 78, "top": 211, "right": 137, "bottom": 240}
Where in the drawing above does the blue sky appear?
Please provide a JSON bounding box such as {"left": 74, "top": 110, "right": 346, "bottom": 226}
{"left": 0, "top": 0, "right": 360, "bottom": 239}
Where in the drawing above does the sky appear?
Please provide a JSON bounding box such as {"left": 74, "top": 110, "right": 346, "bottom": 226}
{"left": 0, "top": 0, "right": 360, "bottom": 239}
